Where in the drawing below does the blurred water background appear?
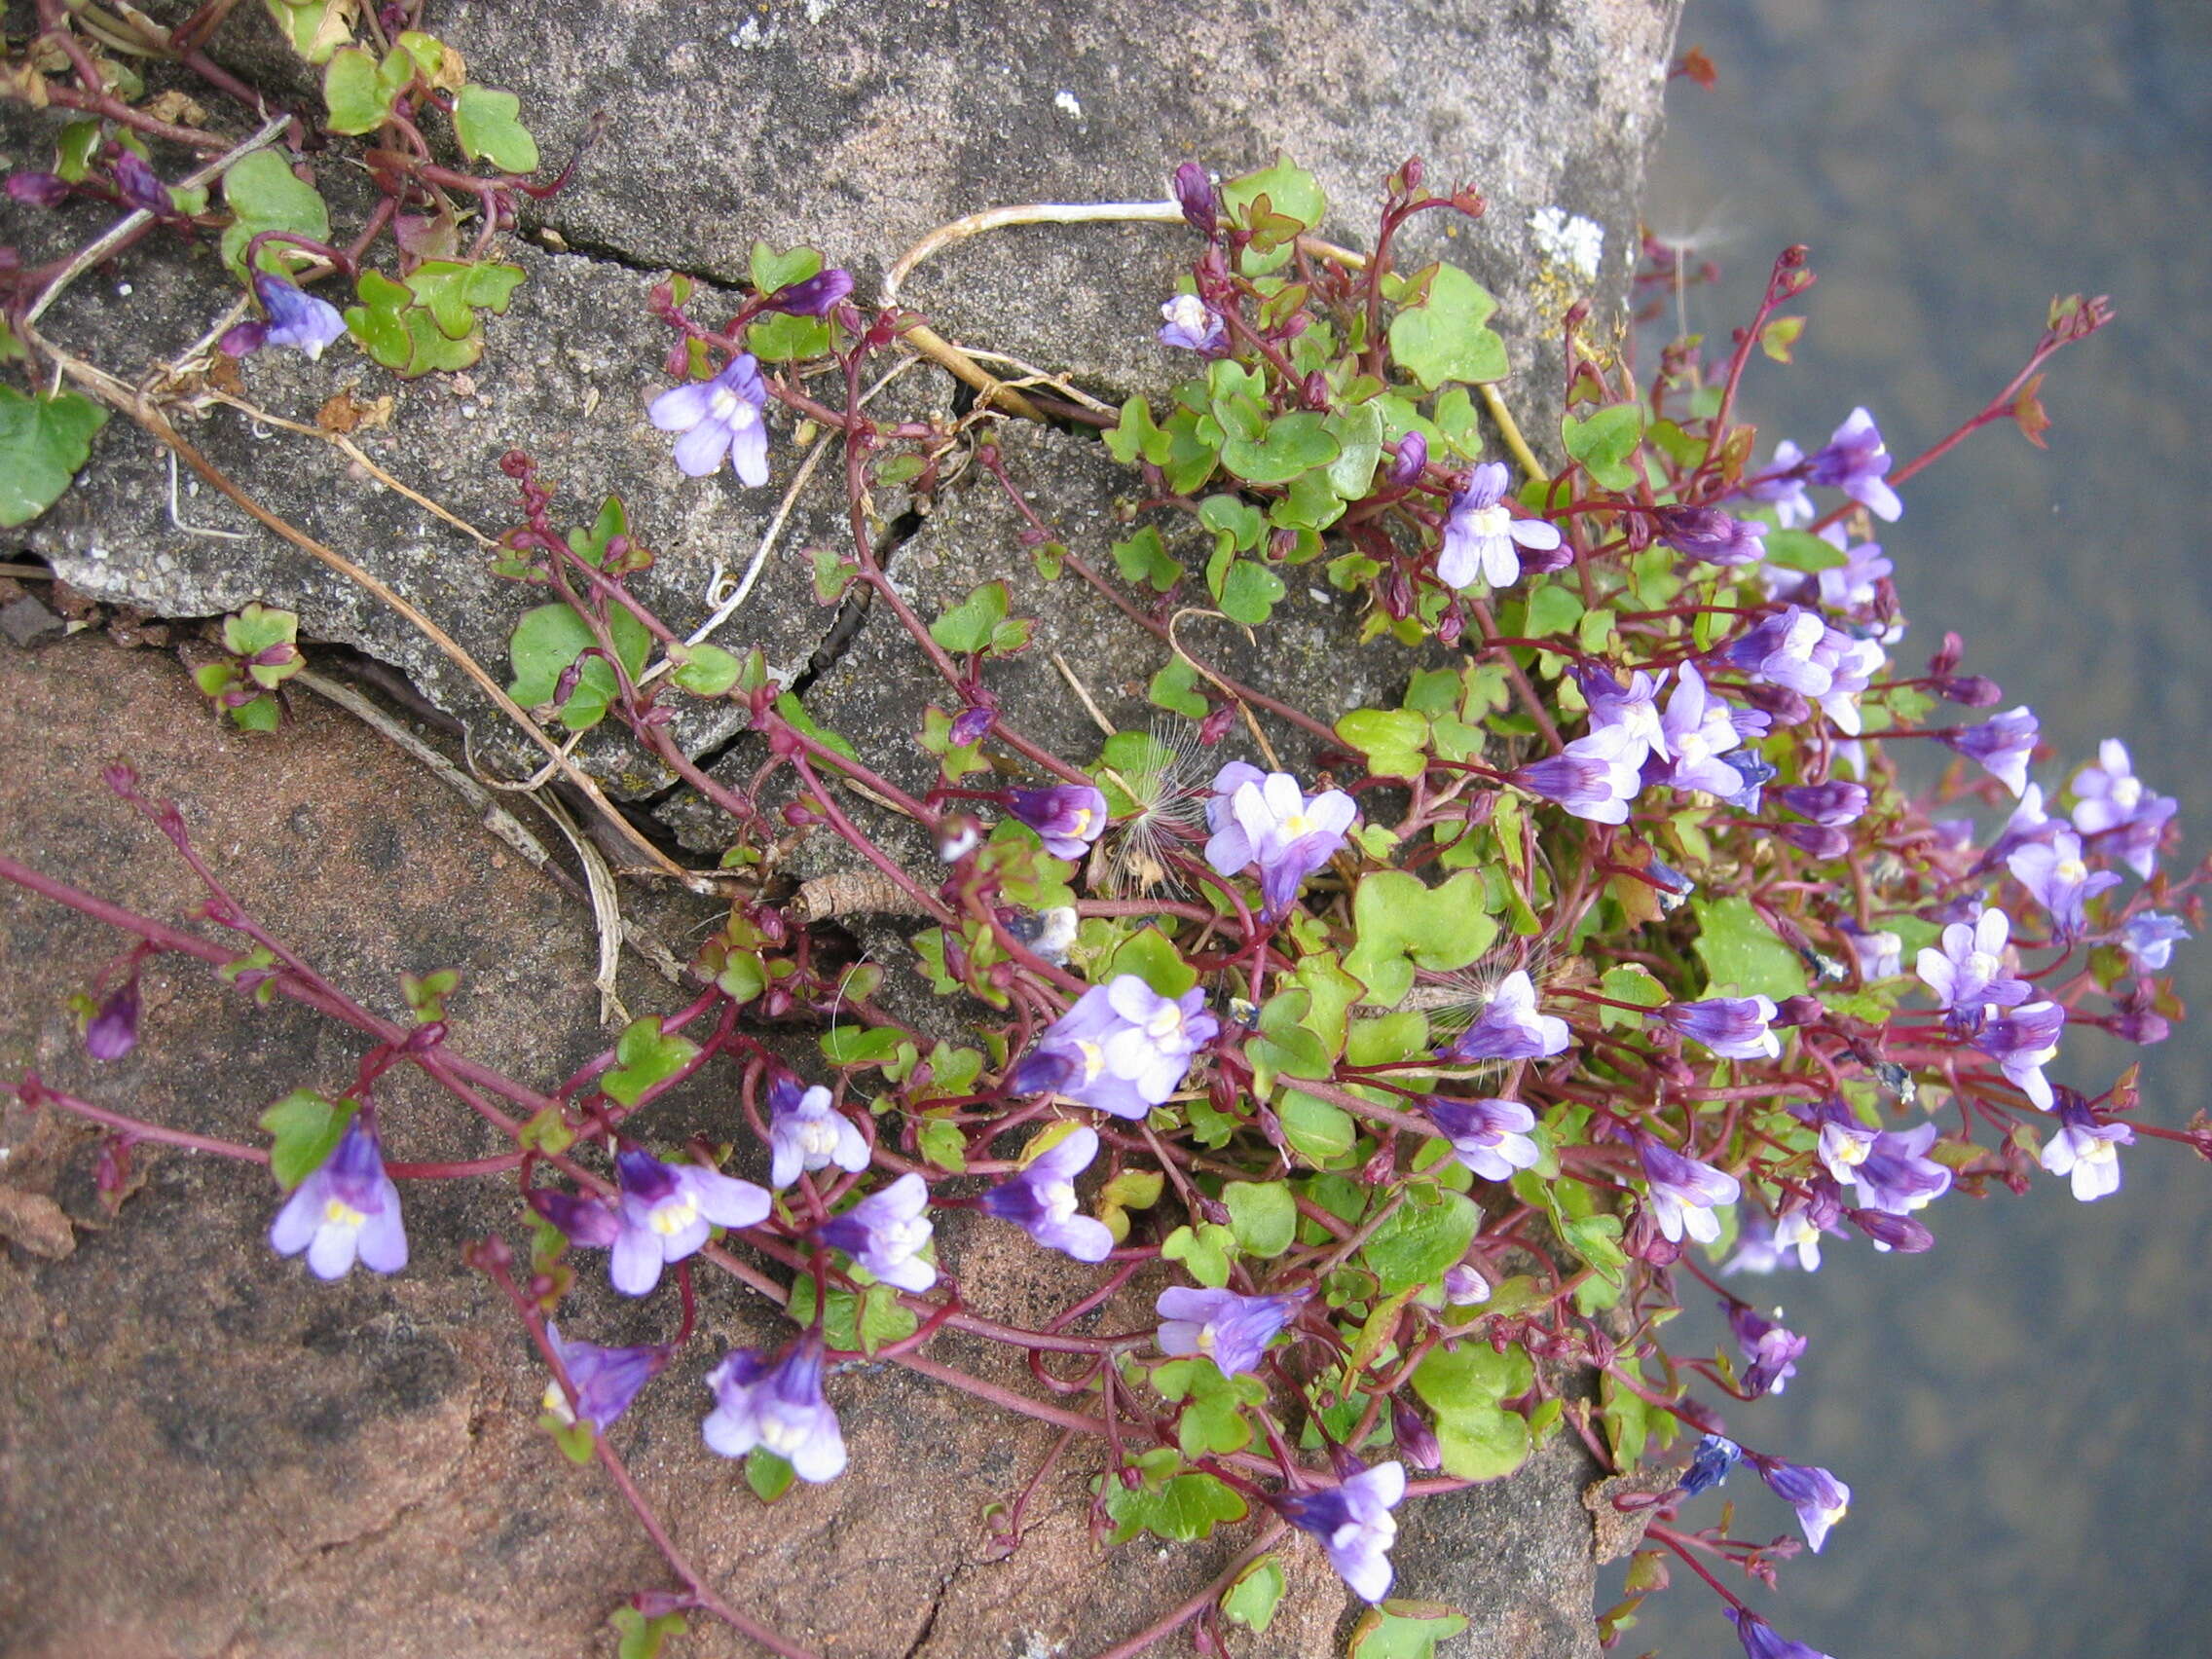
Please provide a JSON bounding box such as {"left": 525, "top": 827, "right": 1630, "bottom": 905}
{"left": 1620, "top": 2, "right": 2212, "bottom": 1654}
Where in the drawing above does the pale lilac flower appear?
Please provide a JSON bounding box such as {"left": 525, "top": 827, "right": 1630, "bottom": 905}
{"left": 84, "top": 979, "right": 140, "bottom": 1060}
{"left": 270, "top": 1117, "right": 407, "bottom": 1280}
{"left": 1656, "top": 503, "right": 1768, "bottom": 566}
{"left": 1805, "top": 406, "right": 1902, "bottom": 520}
{"left": 1007, "top": 783, "right": 1110, "bottom": 861}
{"left": 1972, "top": 1001, "right": 2066, "bottom": 1110}
{"left": 1156, "top": 1286, "right": 1305, "bottom": 1377}
{"left": 1680, "top": 1432, "right": 1742, "bottom": 1494}
{"left": 1721, "top": 1214, "right": 1783, "bottom": 1275}
{"left": 1445, "top": 969, "right": 1572, "bottom": 1063}
{"left": 1202, "top": 767, "right": 1356, "bottom": 919}
{"left": 1837, "top": 920, "right": 1902, "bottom": 980}
{"left": 1277, "top": 1459, "right": 1405, "bottom": 1603}
{"left": 650, "top": 353, "right": 770, "bottom": 484}
{"left": 1803, "top": 1098, "right": 1878, "bottom": 1186}
{"left": 1436, "top": 461, "right": 1562, "bottom": 590}
{"left": 2039, "top": 1091, "right": 2133, "bottom": 1201}
{"left": 1726, "top": 1303, "right": 1806, "bottom": 1397}
{"left": 1808, "top": 628, "right": 1885, "bottom": 735}
{"left": 1938, "top": 706, "right": 2039, "bottom": 797}
{"left": 2008, "top": 829, "right": 2121, "bottom": 939}
{"left": 1915, "top": 906, "right": 2031, "bottom": 1024}
{"left": 1652, "top": 665, "right": 1749, "bottom": 797}
{"left": 767, "top": 1078, "right": 870, "bottom": 1190}
{"left": 252, "top": 275, "right": 348, "bottom": 360}
{"left": 980, "top": 1124, "right": 1114, "bottom": 1262}
{"left": 1728, "top": 1608, "right": 1836, "bottom": 1659}
{"left": 1815, "top": 535, "right": 1894, "bottom": 616}
{"left": 1424, "top": 1096, "right": 1541, "bottom": 1181}
{"left": 1637, "top": 1136, "right": 1741, "bottom": 1245}
{"left": 1654, "top": 995, "right": 1781, "bottom": 1061}
{"left": 1585, "top": 668, "right": 1670, "bottom": 766}
{"left": 702, "top": 1335, "right": 846, "bottom": 1482}
{"left": 2108, "top": 793, "right": 2180, "bottom": 881}
{"left": 541, "top": 1321, "right": 669, "bottom": 1432}
{"left": 1158, "top": 293, "right": 1227, "bottom": 352}
{"left": 1729, "top": 607, "right": 1831, "bottom": 696}
{"left": 1511, "top": 723, "right": 1643, "bottom": 824}
{"left": 1770, "top": 1196, "right": 1831, "bottom": 1272}
{"left": 2071, "top": 740, "right": 2171, "bottom": 844}
{"left": 1011, "top": 984, "right": 1156, "bottom": 1120}
{"left": 1443, "top": 1265, "right": 1492, "bottom": 1305}
{"left": 1850, "top": 1124, "right": 1953, "bottom": 1216}
{"left": 816, "top": 1170, "right": 937, "bottom": 1292}
{"left": 1754, "top": 1457, "right": 1852, "bottom": 1551}
{"left": 610, "top": 1149, "right": 771, "bottom": 1296}
{"left": 1746, "top": 438, "right": 1813, "bottom": 526}
{"left": 1980, "top": 781, "right": 2061, "bottom": 871}
{"left": 2119, "top": 912, "right": 2190, "bottom": 973}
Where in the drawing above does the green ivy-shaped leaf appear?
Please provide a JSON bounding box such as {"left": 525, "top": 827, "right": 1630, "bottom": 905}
{"left": 405, "top": 259, "right": 526, "bottom": 341}
{"left": 1348, "top": 1602, "right": 1473, "bottom": 1659}
{"left": 263, "top": 0, "right": 354, "bottom": 64}
{"left": 1277, "top": 1088, "right": 1357, "bottom": 1166}
{"left": 1152, "top": 1356, "right": 1266, "bottom": 1457}
{"left": 504, "top": 601, "right": 652, "bottom": 730}
{"left": 928, "top": 581, "right": 1011, "bottom": 654}
{"left": 1148, "top": 655, "right": 1208, "bottom": 719}
{"left": 601, "top": 1015, "right": 700, "bottom": 1106}
{"left": 1326, "top": 400, "right": 1386, "bottom": 498}
{"left": 1336, "top": 707, "right": 1428, "bottom": 782}
{"left": 1208, "top": 552, "right": 1286, "bottom": 626}
{"left": 1098, "top": 1449, "right": 1248, "bottom": 1544}
{"left": 746, "top": 311, "right": 833, "bottom": 363}
{"left": 1104, "top": 394, "right": 1173, "bottom": 466}
{"left": 258, "top": 1088, "right": 354, "bottom": 1190}
{"left": 0, "top": 387, "right": 109, "bottom": 529}
{"left": 1161, "top": 1221, "right": 1237, "bottom": 1288}
{"left": 1112, "top": 527, "right": 1181, "bottom": 593}
{"left": 220, "top": 149, "right": 330, "bottom": 278}
{"left": 1560, "top": 403, "right": 1645, "bottom": 492}
{"left": 1219, "top": 412, "right": 1340, "bottom": 486}
{"left": 1220, "top": 1555, "right": 1286, "bottom": 1634}
{"left": 453, "top": 85, "right": 539, "bottom": 173}
{"left": 1344, "top": 870, "right": 1500, "bottom": 1006}
{"left": 322, "top": 45, "right": 410, "bottom": 134}
{"left": 1386, "top": 264, "right": 1509, "bottom": 388}
{"left": 1362, "top": 1190, "right": 1481, "bottom": 1294}
{"left": 343, "top": 269, "right": 482, "bottom": 377}
{"left": 1692, "top": 895, "right": 1811, "bottom": 1000}
{"left": 1412, "top": 1342, "right": 1533, "bottom": 1480}
{"left": 1223, "top": 1180, "right": 1298, "bottom": 1258}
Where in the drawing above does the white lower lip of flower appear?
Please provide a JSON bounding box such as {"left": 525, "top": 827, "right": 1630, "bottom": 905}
{"left": 2057, "top": 858, "right": 2088, "bottom": 885}
{"left": 760, "top": 1412, "right": 811, "bottom": 1456}
{"left": 1167, "top": 296, "right": 1207, "bottom": 330}
{"left": 323, "top": 1198, "right": 366, "bottom": 1229}
{"left": 884, "top": 1219, "right": 930, "bottom": 1259}
{"left": 800, "top": 1120, "right": 841, "bottom": 1157}
{"left": 1967, "top": 949, "right": 2002, "bottom": 983}
{"left": 1466, "top": 504, "right": 1511, "bottom": 539}
{"left": 2113, "top": 777, "right": 2142, "bottom": 808}
{"left": 1041, "top": 1182, "right": 1078, "bottom": 1224}
{"left": 651, "top": 1197, "right": 700, "bottom": 1236}
{"left": 1145, "top": 1008, "right": 1184, "bottom": 1041}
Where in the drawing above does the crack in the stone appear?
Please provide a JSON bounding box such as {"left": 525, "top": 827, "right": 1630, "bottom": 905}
{"left": 527, "top": 218, "right": 747, "bottom": 290}
{"left": 899, "top": 1560, "right": 967, "bottom": 1659}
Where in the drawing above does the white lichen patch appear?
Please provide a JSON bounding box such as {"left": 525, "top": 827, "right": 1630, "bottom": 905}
{"left": 1529, "top": 204, "right": 1604, "bottom": 285}
{"left": 1053, "top": 90, "right": 1084, "bottom": 120}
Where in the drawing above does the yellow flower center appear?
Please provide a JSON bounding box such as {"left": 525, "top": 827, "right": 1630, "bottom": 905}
{"left": 650, "top": 1196, "right": 700, "bottom": 1236}
{"left": 322, "top": 1197, "right": 366, "bottom": 1230}
{"left": 1466, "top": 503, "right": 1511, "bottom": 540}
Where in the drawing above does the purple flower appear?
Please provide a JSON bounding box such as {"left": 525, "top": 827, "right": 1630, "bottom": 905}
{"left": 764, "top": 268, "right": 853, "bottom": 315}
{"left": 2007, "top": 829, "right": 2121, "bottom": 939}
{"left": 1511, "top": 723, "right": 1643, "bottom": 824}
{"left": 1637, "top": 1136, "right": 1742, "bottom": 1245}
{"left": 1388, "top": 430, "right": 1428, "bottom": 486}
{"left": 111, "top": 149, "right": 171, "bottom": 217}
{"left": 1656, "top": 503, "right": 1768, "bottom": 566}
{"left": 703, "top": 1335, "right": 846, "bottom": 1482}
{"left": 1445, "top": 969, "right": 1572, "bottom": 1063}
{"left": 1652, "top": 665, "right": 1749, "bottom": 797}
{"left": 269, "top": 1117, "right": 407, "bottom": 1280}
{"left": 2108, "top": 794, "right": 2180, "bottom": 881}
{"left": 1726, "top": 1303, "right": 1806, "bottom": 1397}
{"left": 1172, "top": 161, "right": 1217, "bottom": 236}
{"left": 609, "top": 1148, "right": 771, "bottom": 1296}
{"left": 2039, "top": 1091, "right": 2133, "bottom": 1201}
{"left": 1011, "top": 978, "right": 1213, "bottom": 1120}
{"left": 1755, "top": 1457, "right": 1852, "bottom": 1551}
{"left": 1849, "top": 1123, "right": 1952, "bottom": 1216}
{"left": 1775, "top": 823, "right": 1851, "bottom": 860}
{"left": 1805, "top": 405, "right": 1902, "bottom": 521}
{"left": 1202, "top": 767, "right": 1356, "bottom": 919}
{"left": 1729, "top": 607, "right": 1830, "bottom": 696}
{"left": 1424, "top": 1096, "right": 1542, "bottom": 1181}
{"left": 1746, "top": 438, "right": 1813, "bottom": 526}
{"left": 1721, "top": 1214, "right": 1784, "bottom": 1275}
{"left": 1850, "top": 1204, "right": 1936, "bottom": 1253}
{"left": 1777, "top": 781, "right": 1868, "bottom": 827}
{"left": 1972, "top": 1001, "right": 2066, "bottom": 1110}
{"left": 1727, "top": 1608, "right": 1836, "bottom": 1659}
{"left": 1815, "top": 535, "right": 1894, "bottom": 616}
{"left": 1938, "top": 706, "right": 2039, "bottom": 797}
{"left": 1807, "top": 628, "right": 1885, "bottom": 735}
{"left": 1155, "top": 1286, "right": 1304, "bottom": 1377}
{"left": 1771, "top": 1195, "right": 1833, "bottom": 1272}
{"left": 1391, "top": 1397, "right": 1442, "bottom": 1471}
{"left": 1722, "top": 750, "right": 1779, "bottom": 813}
{"left": 2119, "top": 912, "right": 2190, "bottom": 973}
{"left": 1915, "top": 906, "right": 2031, "bottom": 1024}
{"left": 5, "top": 170, "right": 70, "bottom": 208}
{"left": 979, "top": 1124, "right": 1114, "bottom": 1262}
{"left": 1655, "top": 995, "right": 1781, "bottom": 1060}
{"left": 2071, "top": 740, "right": 2158, "bottom": 834}
{"left": 767, "top": 1078, "right": 869, "bottom": 1190}
{"left": 816, "top": 1170, "right": 936, "bottom": 1291}
{"left": 1007, "top": 783, "right": 1110, "bottom": 861}
{"left": 1681, "top": 1433, "right": 1742, "bottom": 1495}
{"left": 1436, "top": 461, "right": 1563, "bottom": 590}
{"left": 542, "top": 1321, "right": 669, "bottom": 1432}
{"left": 1158, "top": 293, "right": 1228, "bottom": 352}
{"left": 1276, "top": 1459, "right": 1405, "bottom": 1603}
{"left": 251, "top": 275, "right": 348, "bottom": 361}
{"left": 84, "top": 979, "right": 140, "bottom": 1060}
{"left": 649, "top": 353, "right": 770, "bottom": 484}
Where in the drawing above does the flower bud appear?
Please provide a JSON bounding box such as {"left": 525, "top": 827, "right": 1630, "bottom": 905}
{"left": 111, "top": 150, "right": 170, "bottom": 216}
{"left": 1387, "top": 430, "right": 1428, "bottom": 486}
{"left": 1390, "top": 1397, "right": 1442, "bottom": 1471}
{"left": 1171, "top": 161, "right": 1217, "bottom": 236}
{"left": 85, "top": 979, "right": 140, "bottom": 1060}
{"left": 6, "top": 171, "right": 69, "bottom": 208}
{"left": 766, "top": 268, "right": 854, "bottom": 316}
